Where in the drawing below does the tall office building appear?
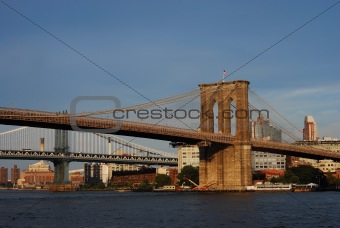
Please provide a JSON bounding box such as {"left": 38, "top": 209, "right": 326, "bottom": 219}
{"left": 84, "top": 163, "right": 101, "bottom": 185}
{"left": 250, "top": 117, "right": 285, "bottom": 171}
{"left": 303, "top": 116, "right": 318, "bottom": 141}
{"left": 288, "top": 116, "right": 320, "bottom": 168}
{"left": 84, "top": 163, "right": 110, "bottom": 186}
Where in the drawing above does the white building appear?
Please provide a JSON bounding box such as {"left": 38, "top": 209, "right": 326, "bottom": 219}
{"left": 156, "top": 166, "right": 168, "bottom": 175}
{"left": 177, "top": 145, "right": 199, "bottom": 171}
{"left": 101, "top": 164, "right": 109, "bottom": 186}
{"left": 252, "top": 152, "right": 286, "bottom": 170}
{"left": 318, "top": 159, "right": 340, "bottom": 173}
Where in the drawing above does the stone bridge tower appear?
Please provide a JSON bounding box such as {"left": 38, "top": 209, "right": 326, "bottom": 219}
{"left": 199, "top": 80, "right": 252, "bottom": 191}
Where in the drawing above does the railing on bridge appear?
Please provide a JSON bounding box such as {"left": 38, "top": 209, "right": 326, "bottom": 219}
{"left": 251, "top": 139, "right": 340, "bottom": 161}
{"left": 0, "top": 149, "right": 178, "bottom": 166}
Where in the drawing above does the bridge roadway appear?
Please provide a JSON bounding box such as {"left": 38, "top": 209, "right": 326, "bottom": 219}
{"left": 0, "top": 149, "right": 178, "bottom": 166}
{"left": 1, "top": 107, "right": 340, "bottom": 161}
{"left": 0, "top": 107, "right": 234, "bottom": 144}
{"left": 251, "top": 140, "right": 340, "bottom": 161}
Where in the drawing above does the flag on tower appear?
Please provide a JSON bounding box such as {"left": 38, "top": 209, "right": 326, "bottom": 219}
{"left": 223, "top": 70, "right": 228, "bottom": 82}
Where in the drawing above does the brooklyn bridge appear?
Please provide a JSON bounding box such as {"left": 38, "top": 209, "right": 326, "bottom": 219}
{"left": 1, "top": 80, "right": 339, "bottom": 190}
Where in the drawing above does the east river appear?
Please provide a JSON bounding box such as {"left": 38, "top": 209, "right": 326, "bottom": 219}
{"left": 0, "top": 190, "right": 339, "bottom": 227}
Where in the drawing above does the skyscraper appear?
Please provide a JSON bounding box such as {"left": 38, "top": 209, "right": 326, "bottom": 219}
{"left": 84, "top": 163, "right": 103, "bottom": 185}
{"left": 303, "top": 116, "right": 318, "bottom": 141}
{"left": 287, "top": 116, "right": 320, "bottom": 168}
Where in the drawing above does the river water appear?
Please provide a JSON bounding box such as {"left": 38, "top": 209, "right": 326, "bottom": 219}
{"left": 0, "top": 190, "right": 339, "bottom": 228}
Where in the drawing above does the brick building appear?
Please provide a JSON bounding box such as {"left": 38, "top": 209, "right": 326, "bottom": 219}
{"left": 11, "top": 164, "right": 20, "bottom": 184}
{"left": 70, "top": 172, "right": 84, "bottom": 187}
{"left": 168, "top": 167, "right": 178, "bottom": 184}
{"left": 0, "top": 167, "right": 8, "bottom": 185}
{"left": 111, "top": 167, "right": 156, "bottom": 187}
{"left": 21, "top": 161, "right": 54, "bottom": 188}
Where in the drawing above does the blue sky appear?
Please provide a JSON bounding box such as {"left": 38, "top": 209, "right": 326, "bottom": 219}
{"left": 1, "top": 1, "right": 339, "bottom": 170}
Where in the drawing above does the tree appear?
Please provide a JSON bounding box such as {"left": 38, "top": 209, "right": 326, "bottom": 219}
{"left": 138, "top": 179, "right": 153, "bottom": 191}
{"left": 284, "top": 170, "right": 295, "bottom": 182}
{"left": 282, "top": 166, "right": 324, "bottom": 185}
{"left": 324, "top": 173, "right": 340, "bottom": 189}
{"left": 96, "top": 181, "right": 106, "bottom": 189}
{"left": 289, "top": 166, "right": 321, "bottom": 184}
{"left": 154, "top": 174, "right": 172, "bottom": 188}
{"left": 290, "top": 175, "right": 300, "bottom": 184}
{"left": 177, "top": 165, "right": 199, "bottom": 187}
{"left": 270, "top": 177, "right": 278, "bottom": 184}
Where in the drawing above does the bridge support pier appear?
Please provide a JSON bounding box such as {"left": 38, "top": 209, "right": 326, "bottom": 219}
{"left": 49, "top": 129, "right": 75, "bottom": 191}
{"left": 53, "top": 160, "right": 70, "bottom": 184}
{"left": 199, "top": 143, "right": 252, "bottom": 191}
{"left": 199, "top": 80, "right": 252, "bottom": 191}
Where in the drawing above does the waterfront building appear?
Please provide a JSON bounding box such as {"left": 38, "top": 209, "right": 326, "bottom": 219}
{"left": 84, "top": 163, "right": 110, "bottom": 186}
{"left": 168, "top": 167, "right": 178, "bottom": 185}
{"left": 177, "top": 145, "right": 199, "bottom": 171}
{"left": 157, "top": 166, "right": 168, "bottom": 175}
{"left": 22, "top": 161, "right": 54, "bottom": 188}
{"left": 317, "top": 159, "right": 340, "bottom": 173}
{"left": 293, "top": 137, "right": 340, "bottom": 171}
{"left": 11, "top": 164, "right": 20, "bottom": 185}
{"left": 156, "top": 167, "right": 178, "bottom": 185}
{"left": 250, "top": 117, "right": 285, "bottom": 171}
{"left": 111, "top": 167, "right": 156, "bottom": 187}
{"left": 260, "top": 169, "right": 284, "bottom": 179}
{"left": 101, "top": 164, "right": 109, "bottom": 186}
{"left": 0, "top": 167, "right": 8, "bottom": 185}
{"left": 108, "top": 150, "right": 141, "bottom": 180}
{"left": 84, "top": 163, "right": 101, "bottom": 185}
{"left": 286, "top": 157, "right": 318, "bottom": 168}
{"left": 69, "top": 170, "right": 84, "bottom": 187}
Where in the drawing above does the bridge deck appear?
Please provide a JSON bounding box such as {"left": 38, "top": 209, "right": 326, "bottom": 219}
{"left": 251, "top": 140, "right": 340, "bottom": 161}
{"left": 0, "top": 107, "right": 235, "bottom": 144}
{"left": 0, "top": 150, "right": 178, "bottom": 166}
{"left": 1, "top": 108, "right": 340, "bottom": 161}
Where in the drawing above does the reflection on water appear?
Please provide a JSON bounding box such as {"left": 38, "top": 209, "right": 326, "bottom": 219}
{"left": 0, "top": 191, "right": 339, "bottom": 227}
